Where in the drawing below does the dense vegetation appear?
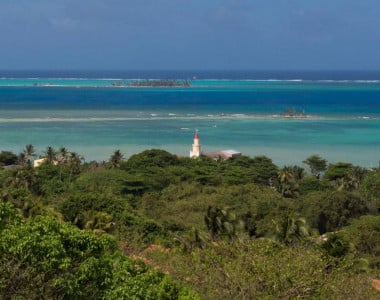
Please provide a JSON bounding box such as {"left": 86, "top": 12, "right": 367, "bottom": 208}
{"left": 1, "top": 146, "right": 380, "bottom": 299}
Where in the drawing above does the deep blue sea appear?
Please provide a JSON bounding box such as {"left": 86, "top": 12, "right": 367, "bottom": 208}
{"left": 1, "top": 70, "right": 380, "bottom": 166}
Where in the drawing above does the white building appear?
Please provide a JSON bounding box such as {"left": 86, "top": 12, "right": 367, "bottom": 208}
{"left": 189, "top": 130, "right": 242, "bottom": 160}
{"left": 189, "top": 130, "right": 201, "bottom": 158}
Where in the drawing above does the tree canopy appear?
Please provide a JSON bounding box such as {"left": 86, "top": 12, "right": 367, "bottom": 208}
{"left": 1, "top": 147, "right": 380, "bottom": 298}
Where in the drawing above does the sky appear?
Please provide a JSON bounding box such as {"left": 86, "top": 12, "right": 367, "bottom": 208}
{"left": 1, "top": 0, "right": 380, "bottom": 70}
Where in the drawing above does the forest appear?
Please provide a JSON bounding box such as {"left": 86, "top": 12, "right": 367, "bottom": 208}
{"left": 1, "top": 146, "right": 380, "bottom": 299}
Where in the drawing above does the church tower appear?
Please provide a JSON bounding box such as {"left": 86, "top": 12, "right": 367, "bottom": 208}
{"left": 189, "top": 130, "right": 201, "bottom": 158}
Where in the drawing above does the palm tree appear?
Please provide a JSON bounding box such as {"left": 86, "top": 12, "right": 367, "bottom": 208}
{"left": 291, "top": 165, "right": 306, "bottom": 181}
{"left": 303, "top": 155, "right": 327, "bottom": 178}
{"left": 9, "top": 167, "right": 37, "bottom": 191}
{"left": 44, "top": 146, "right": 57, "bottom": 164}
{"left": 24, "top": 144, "right": 35, "bottom": 158}
{"left": 274, "top": 216, "right": 310, "bottom": 245}
{"left": 58, "top": 146, "right": 69, "bottom": 164}
{"left": 22, "top": 144, "right": 36, "bottom": 165}
{"left": 18, "top": 152, "right": 26, "bottom": 165}
{"left": 322, "top": 234, "right": 351, "bottom": 257}
{"left": 68, "top": 152, "right": 83, "bottom": 183}
{"left": 277, "top": 166, "right": 299, "bottom": 198}
{"left": 205, "top": 206, "right": 238, "bottom": 240}
{"left": 82, "top": 211, "right": 115, "bottom": 234}
{"left": 175, "top": 227, "right": 205, "bottom": 252}
{"left": 109, "top": 149, "right": 124, "bottom": 168}
{"left": 337, "top": 166, "right": 368, "bottom": 191}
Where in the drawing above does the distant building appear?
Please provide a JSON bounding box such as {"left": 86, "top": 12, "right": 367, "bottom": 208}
{"left": 189, "top": 130, "right": 241, "bottom": 160}
{"left": 33, "top": 158, "right": 47, "bottom": 168}
{"left": 204, "top": 149, "right": 242, "bottom": 160}
{"left": 33, "top": 158, "right": 58, "bottom": 168}
{"left": 189, "top": 130, "right": 202, "bottom": 158}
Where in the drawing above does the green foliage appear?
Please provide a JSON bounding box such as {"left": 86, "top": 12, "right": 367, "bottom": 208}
{"left": 73, "top": 169, "right": 130, "bottom": 195}
{"left": 23, "top": 144, "right": 36, "bottom": 160}
{"left": 252, "top": 198, "right": 297, "bottom": 238}
{"left": 222, "top": 155, "right": 254, "bottom": 168}
{"left": 0, "top": 206, "right": 196, "bottom": 299}
{"left": 0, "top": 151, "right": 18, "bottom": 166}
{"left": 277, "top": 166, "right": 303, "bottom": 198}
{"left": 108, "top": 149, "right": 124, "bottom": 169}
{"left": 343, "top": 215, "right": 380, "bottom": 268}
{"left": 300, "top": 191, "right": 369, "bottom": 234}
{"left": 250, "top": 155, "right": 278, "bottom": 185}
{"left": 0, "top": 202, "right": 21, "bottom": 229}
{"left": 273, "top": 215, "right": 310, "bottom": 245}
{"left": 59, "top": 192, "right": 128, "bottom": 225}
{"left": 361, "top": 169, "right": 380, "bottom": 213}
{"left": 122, "top": 213, "right": 170, "bottom": 247}
{"left": 0, "top": 170, "right": 13, "bottom": 188}
{"left": 303, "top": 154, "right": 327, "bottom": 177}
{"left": 204, "top": 206, "right": 239, "bottom": 240}
{"left": 139, "top": 183, "right": 283, "bottom": 233}
{"left": 322, "top": 233, "right": 352, "bottom": 258}
{"left": 1, "top": 147, "right": 380, "bottom": 298}
{"left": 1, "top": 166, "right": 38, "bottom": 193}
{"left": 145, "top": 238, "right": 378, "bottom": 299}
{"left": 82, "top": 211, "right": 115, "bottom": 234}
{"left": 324, "top": 162, "right": 353, "bottom": 183}
{"left": 0, "top": 187, "right": 60, "bottom": 219}
{"left": 106, "top": 257, "right": 198, "bottom": 299}
{"left": 35, "top": 163, "right": 68, "bottom": 195}
{"left": 123, "top": 149, "right": 180, "bottom": 170}
{"left": 44, "top": 145, "right": 57, "bottom": 164}
{"left": 299, "top": 175, "right": 329, "bottom": 195}
{"left": 0, "top": 214, "right": 115, "bottom": 299}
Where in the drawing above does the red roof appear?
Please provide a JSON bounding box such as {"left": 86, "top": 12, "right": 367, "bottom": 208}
{"left": 194, "top": 131, "right": 199, "bottom": 139}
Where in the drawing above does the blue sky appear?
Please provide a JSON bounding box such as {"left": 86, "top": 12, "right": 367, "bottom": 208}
{"left": 1, "top": 0, "right": 380, "bottom": 70}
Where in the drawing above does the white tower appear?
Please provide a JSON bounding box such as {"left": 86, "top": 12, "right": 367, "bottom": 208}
{"left": 189, "top": 130, "right": 201, "bottom": 158}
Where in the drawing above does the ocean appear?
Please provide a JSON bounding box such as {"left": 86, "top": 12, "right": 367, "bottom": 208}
{"left": 0, "top": 70, "right": 380, "bottom": 167}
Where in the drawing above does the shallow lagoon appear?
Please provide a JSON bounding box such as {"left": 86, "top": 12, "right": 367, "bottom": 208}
{"left": 0, "top": 77, "right": 380, "bottom": 166}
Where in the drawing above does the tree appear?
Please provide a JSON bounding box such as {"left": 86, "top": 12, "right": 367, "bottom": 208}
{"left": 57, "top": 146, "right": 68, "bottom": 164}
{"left": 324, "top": 162, "right": 353, "bottom": 182}
{"left": 18, "top": 152, "right": 27, "bottom": 165}
{"left": 44, "top": 146, "right": 57, "bottom": 164}
{"left": 123, "top": 149, "right": 180, "bottom": 170}
{"left": 322, "top": 233, "right": 351, "bottom": 258}
{"left": 204, "top": 206, "right": 239, "bottom": 240}
{"left": 0, "top": 151, "right": 18, "bottom": 166}
{"left": 10, "top": 166, "right": 38, "bottom": 191}
{"left": 109, "top": 149, "right": 124, "bottom": 168}
{"left": 273, "top": 216, "right": 310, "bottom": 245}
{"left": 303, "top": 154, "right": 327, "bottom": 178}
{"left": 344, "top": 215, "right": 380, "bottom": 263}
{"left": 336, "top": 166, "right": 368, "bottom": 191}
{"left": 68, "top": 152, "right": 83, "bottom": 182}
{"left": 300, "top": 190, "right": 369, "bottom": 234}
{"left": 361, "top": 170, "right": 380, "bottom": 213}
{"left": 0, "top": 204, "right": 195, "bottom": 299}
{"left": 291, "top": 165, "right": 306, "bottom": 181}
{"left": 298, "top": 175, "right": 328, "bottom": 195}
{"left": 24, "top": 144, "right": 36, "bottom": 162}
{"left": 83, "top": 211, "right": 115, "bottom": 234}
{"left": 277, "top": 166, "right": 300, "bottom": 198}
{"left": 251, "top": 155, "right": 278, "bottom": 186}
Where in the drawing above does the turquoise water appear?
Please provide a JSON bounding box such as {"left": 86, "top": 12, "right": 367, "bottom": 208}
{"left": 0, "top": 74, "right": 380, "bottom": 166}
